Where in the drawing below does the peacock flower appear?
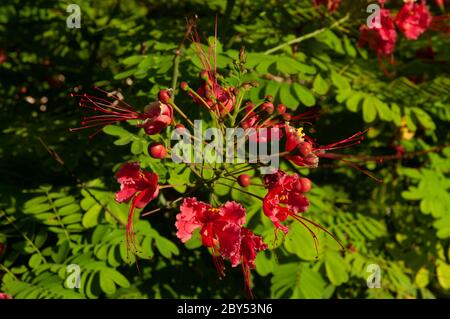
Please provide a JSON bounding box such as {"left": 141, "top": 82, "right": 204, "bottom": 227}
{"left": 70, "top": 88, "right": 173, "bottom": 137}
{"left": 396, "top": 0, "right": 432, "bottom": 40}
{"left": 115, "top": 162, "right": 159, "bottom": 249}
{"left": 359, "top": 9, "right": 398, "bottom": 56}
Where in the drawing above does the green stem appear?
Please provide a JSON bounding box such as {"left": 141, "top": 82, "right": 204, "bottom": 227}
{"left": 0, "top": 209, "right": 47, "bottom": 264}
{"left": 171, "top": 102, "right": 194, "bottom": 128}
{"left": 45, "top": 190, "right": 72, "bottom": 244}
{"left": 215, "top": 182, "right": 263, "bottom": 200}
{"left": 264, "top": 14, "right": 350, "bottom": 55}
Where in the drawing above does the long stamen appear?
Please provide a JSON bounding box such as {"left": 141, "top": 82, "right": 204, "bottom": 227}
{"left": 290, "top": 214, "right": 319, "bottom": 257}
{"left": 294, "top": 214, "right": 345, "bottom": 251}
{"left": 242, "top": 258, "right": 254, "bottom": 299}
{"left": 126, "top": 191, "right": 147, "bottom": 253}
{"left": 318, "top": 153, "right": 383, "bottom": 183}
{"left": 94, "top": 86, "right": 135, "bottom": 110}
{"left": 70, "top": 89, "right": 143, "bottom": 134}
{"left": 316, "top": 129, "right": 368, "bottom": 151}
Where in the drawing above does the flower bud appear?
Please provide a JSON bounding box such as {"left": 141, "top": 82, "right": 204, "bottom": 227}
{"left": 265, "top": 95, "right": 274, "bottom": 102}
{"left": 180, "top": 81, "right": 189, "bottom": 91}
{"left": 294, "top": 177, "right": 312, "bottom": 193}
{"left": 261, "top": 102, "right": 274, "bottom": 115}
{"left": 282, "top": 113, "right": 292, "bottom": 121}
{"left": 148, "top": 142, "right": 167, "bottom": 159}
{"left": 237, "top": 174, "right": 251, "bottom": 187}
{"left": 158, "top": 89, "right": 171, "bottom": 104}
{"left": 175, "top": 123, "right": 186, "bottom": 131}
{"left": 277, "top": 104, "right": 286, "bottom": 115}
{"left": 200, "top": 70, "right": 210, "bottom": 81}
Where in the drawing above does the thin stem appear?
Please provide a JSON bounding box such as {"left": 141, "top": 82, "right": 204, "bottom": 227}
{"left": 45, "top": 190, "right": 72, "bottom": 244}
{"left": 170, "top": 102, "right": 194, "bottom": 128}
{"left": 215, "top": 182, "right": 263, "bottom": 200}
{"left": 0, "top": 209, "right": 47, "bottom": 264}
{"left": 264, "top": 14, "right": 350, "bottom": 55}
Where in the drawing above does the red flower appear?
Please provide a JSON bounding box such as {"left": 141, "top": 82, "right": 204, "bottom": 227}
{"left": 115, "top": 162, "right": 159, "bottom": 248}
{"left": 284, "top": 126, "right": 319, "bottom": 168}
{"left": 0, "top": 293, "right": 12, "bottom": 299}
{"left": 262, "top": 170, "right": 310, "bottom": 233}
{"left": 70, "top": 88, "right": 173, "bottom": 137}
{"left": 312, "top": 0, "right": 341, "bottom": 12}
{"left": 175, "top": 198, "right": 246, "bottom": 274}
{"left": 242, "top": 107, "right": 283, "bottom": 143}
{"left": 359, "top": 9, "right": 397, "bottom": 56}
{"left": 239, "top": 228, "right": 267, "bottom": 298}
{"left": 193, "top": 72, "right": 235, "bottom": 117}
{"left": 396, "top": 0, "right": 432, "bottom": 40}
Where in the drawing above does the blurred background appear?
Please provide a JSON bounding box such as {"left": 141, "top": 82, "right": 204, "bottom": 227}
{"left": 0, "top": 0, "right": 449, "bottom": 299}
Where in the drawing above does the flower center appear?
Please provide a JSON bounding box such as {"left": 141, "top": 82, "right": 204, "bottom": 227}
{"left": 209, "top": 208, "right": 221, "bottom": 214}
{"left": 297, "top": 127, "right": 305, "bottom": 140}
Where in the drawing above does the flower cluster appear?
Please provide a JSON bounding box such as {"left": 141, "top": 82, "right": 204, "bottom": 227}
{"left": 175, "top": 198, "right": 266, "bottom": 296}
{"left": 359, "top": 0, "right": 433, "bottom": 58}
{"left": 71, "top": 22, "right": 369, "bottom": 297}
{"left": 313, "top": 0, "right": 441, "bottom": 59}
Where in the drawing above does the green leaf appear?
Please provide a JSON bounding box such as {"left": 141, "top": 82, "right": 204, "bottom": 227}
{"left": 346, "top": 92, "right": 363, "bottom": 112}
{"left": 82, "top": 204, "right": 102, "bottom": 228}
{"left": 436, "top": 261, "right": 450, "bottom": 289}
{"left": 155, "top": 236, "right": 179, "bottom": 258}
{"left": 374, "top": 98, "right": 392, "bottom": 121}
{"left": 284, "top": 222, "right": 321, "bottom": 260}
{"left": 99, "top": 270, "right": 117, "bottom": 295}
{"left": 279, "top": 83, "right": 299, "bottom": 107}
{"left": 415, "top": 267, "right": 430, "bottom": 288}
{"left": 312, "top": 74, "right": 330, "bottom": 95}
{"left": 107, "top": 269, "right": 130, "bottom": 288}
{"left": 293, "top": 83, "right": 316, "bottom": 107}
{"left": 362, "top": 96, "right": 377, "bottom": 123}
{"left": 330, "top": 71, "right": 350, "bottom": 91}
{"left": 324, "top": 251, "right": 349, "bottom": 286}
{"left": 343, "top": 36, "right": 356, "bottom": 57}
{"left": 103, "top": 125, "right": 131, "bottom": 137}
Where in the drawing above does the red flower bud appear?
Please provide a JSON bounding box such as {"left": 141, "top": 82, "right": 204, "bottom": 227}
{"left": 277, "top": 104, "right": 286, "bottom": 115}
{"left": 175, "top": 123, "right": 186, "bottom": 131}
{"left": 237, "top": 174, "right": 251, "bottom": 187}
{"left": 148, "top": 142, "right": 167, "bottom": 159}
{"left": 200, "top": 70, "right": 209, "bottom": 81}
{"left": 158, "top": 89, "right": 171, "bottom": 104}
{"left": 180, "top": 81, "right": 189, "bottom": 91}
{"left": 294, "top": 177, "right": 312, "bottom": 193}
{"left": 261, "top": 102, "right": 274, "bottom": 115}
{"left": 282, "top": 113, "right": 292, "bottom": 121}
